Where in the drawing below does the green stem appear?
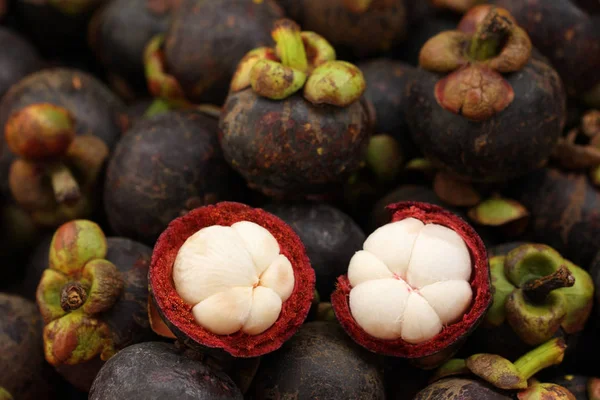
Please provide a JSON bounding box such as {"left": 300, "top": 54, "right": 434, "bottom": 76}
{"left": 468, "top": 8, "right": 513, "bottom": 61}
{"left": 48, "top": 163, "right": 81, "bottom": 205}
{"left": 513, "top": 338, "right": 566, "bottom": 380}
{"left": 144, "top": 98, "right": 173, "bottom": 117}
{"left": 272, "top": 19, "right": 308, "bottom": 72}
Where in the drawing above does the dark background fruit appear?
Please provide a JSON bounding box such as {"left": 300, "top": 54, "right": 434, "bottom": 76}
{"left": 89, "top": 341, "right": 243, "bottom": 400}
{"left": 263, "top": 202, "right": 365, "bottom": 300}
{"left": 0, "top": 27, "right": 41, "bottom": 98}
{"left": 104, "top": 109, "right": 241, "bottom": 245}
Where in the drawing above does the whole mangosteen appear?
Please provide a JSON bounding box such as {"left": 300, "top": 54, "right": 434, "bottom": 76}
{"left": 262, "top": 202, "right": 365, "bottom": 300}
{"left": 104, "top": 109, "right": 241, "bottom": 246}
{"left": 148, "top": 202, "right": 316, "bottom": 358}
{"left": 407, "top": 6, "right": 566, "bottom": 182}
{"left": 278, "top": 0, "right": 408, "bottom": 58}
{"left": 35, "top": 220, "right": 155, "bottom": 391}
{"left": 254, "top": 321, "right": 386, "bottom": 399}
{"left": 492, "top": 0, "right": 600, "bottom": 106}
{"left": 219, "top": 19, "right": 371, "bottom": 199}
{"left": 143, "top": 0, "right": 283, "bottom": 105}
{"left": 0, "top": 293, "right": 58, "bottom": 400}
{"left": 89, "top": 341, "right": 242, "bottom": 400}
{"left": 331, "top": 201, "right": 492, "bottom": 369}
{"left": 505, "top": 167, "right": 600, "bottom": 268}
{"left": 0, "top": 68, "right": 126, "bottom": 226}
{"left": 89, "top": 0, "right": 176, "bottom": 99}
{"left": 0, "top": 28, "right": 42, "bottom": 98}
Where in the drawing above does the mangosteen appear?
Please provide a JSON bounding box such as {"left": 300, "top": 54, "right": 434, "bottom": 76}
{"left": 143, "top": 0, "right": 283, "bottom": 105}
{"left": 416, "top": 338, "right": 573, "bottom": 399}
{"left": 0, "top": 28, "right": 41, "bottom": 99}
{"left": 357, "top": 58, "right": 417, "bottom": 160}
{"left": 505, "top": 167, "right": 600, "bottom": 268}
{"left": 407, "top": 5, "right": 566, "bottom": 182}
{"left": 35, "top": 220, "right": 155, "bottom": 391}
{"left": 278, "top": 0, "right": 408, "bottom": 58}
{"left": 384, "top": 358, "right": 433, "bottom": 400}
{"left": 491, "top": 0, "right": 600, "bottom": 105}
{"left": 466, "top": 244, "right": 593, "bottom": 361}
{"left": 331, "top": 201, "right": 492, "bottom": 369}
{"left": 254, "top": 321, "right": 385, "bottom": 399}
{"left": 0, "top": 68, "right": 126, "bottom": 197}
{"left": 89, "top": 341, "right": 243, "bottom": 400}
{"left": 219, "top": 19, "right": 371, "bottom": 199}
{"left": 262, "top": 202, "right": 365, "bottom": 300}
{"left": 148, "top": 202, "right": 316, "bottom": 358}
{"left": 14, "top": 0, "right": 105, "bottom": 57}
{"left": 89, "top": 0, "right": 175, "bottom": 99}
{"left": 0, "top": 293, "right": 58, "bottom": 400}
{"left": 104, "top": 109, "right": 242, "bottom": 246}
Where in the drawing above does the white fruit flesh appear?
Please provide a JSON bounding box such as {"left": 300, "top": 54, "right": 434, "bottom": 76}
{"left": 348, "top": 218, "right": 473, "bottom": 343}
{"left": 173, "top": 221, "right": 295, "bottom": 335}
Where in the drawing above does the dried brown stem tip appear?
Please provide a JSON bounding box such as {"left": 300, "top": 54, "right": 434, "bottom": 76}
{"left": 60, "top": 282, "right": 88, "bottom": 312}
{"left": 522, "top": 266, "right": 575, "bottom": 304}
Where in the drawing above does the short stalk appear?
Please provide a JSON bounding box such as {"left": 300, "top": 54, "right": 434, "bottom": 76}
{"left": 272, "top": 19, "right": 308, "bottom": 72}
{"left": 48, "top": 163, "right": 81, "bottom": 205}
{"left": 513, "top": 338, "right": 566, "bottom": 380}
{"left": 468, "top": 8, "right": 513, "bottom": 61}
{"left": 522, "top": 266, "right": 575, "bottom": 304}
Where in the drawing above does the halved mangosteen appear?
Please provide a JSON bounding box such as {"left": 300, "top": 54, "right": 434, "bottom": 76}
{"left": 331, "top": 201, "right": 492, "bottom": 368}
{"left": 149, "top": 201, "right": 316, "bottom": 358}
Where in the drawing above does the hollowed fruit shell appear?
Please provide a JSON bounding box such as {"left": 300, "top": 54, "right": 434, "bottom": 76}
{"left": 331, "top": 201, "right": 491, "bottom": 367}
{"left": 149, "top": 201, "right": 315, "bottom": 358}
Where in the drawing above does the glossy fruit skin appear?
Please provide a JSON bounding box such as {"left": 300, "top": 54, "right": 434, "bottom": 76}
{"left": 0, "top": 293, "right": 58, "bottom": 400}
{"left": 163, "top": 0, "right": 283, "bottom": 104}
{"left": 0, "top": 28, "right": 41, "bottom": 99}
{"left": 492, "top": 0, "right": 600, "bottom": 98}
{"left": 254, "top": 321, "right": 386, "bottom": 400}
{"left": 90, "top": 0, "right": 173, "bottom": 98}
{"left": 0, "top": 68, "right": 126, "bottom": 197}
{"left": 506, "top": 168, "right": 600, "bottom": 268}
{"left": 278, "top": 0, "right": 408, "bottom": 57}
{"left": 263, "top": 203, "right": 365, "bottom": 300}
{"left": 414, "top": 378, "right": 512, "bottom": 400}
{"left": 89, "top": 342, "right": 243, "bottom": 400}
{"left": 407, "top": 53, "right": 566, "bottom": 182}
{"left": 357, "top": 58, "right": 418, "bottom": 159}
{"left": 104, "top": 110, "right": 239, "bottom": 246}
{"left": 40, "top": 237, "right": 155, "bottom": 391}
{"left": 219, "top": 89, "right": 371, "bottom": 198}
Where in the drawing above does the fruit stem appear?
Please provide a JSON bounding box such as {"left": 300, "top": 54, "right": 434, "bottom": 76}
{"left": 272, "top": 19, "right": 308, "bottom": 72}
{"left": 522, "top": 266, "right": 575, "bottom": 304}
{"left": 60, "top": 282, "right": 88, "bottom": 312}
{"left": 48, "top": 163, "right": 81, "bottom": 205}
{"left": 342, "top": 0, "right": 373, "bottom": 13}
{"left": 145, "top": 98, "right": 173, "bottom": 117}
{"left": 513, "top": 338, "right": 566, "bottom": 380}
{"left": 468, "top": 8, "right": 513, "bottom": 61}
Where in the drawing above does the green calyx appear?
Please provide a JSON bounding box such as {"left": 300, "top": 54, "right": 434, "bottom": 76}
{"left": 144, "top": 34, "right": 186, "bottom": 101}
{"left": 485, "top": 244, "right": 594, "bottom": 346}
{"left": 234, "top": 19, "right": 365, "bottom": 106}
{"left": 0, "top": 388, "right": 13, "bottom": 400}
{"left": 434, "top": 338, "right": 566, "bottom": 391}
{"left": 36, "top": 220, "right": 123, "bottom": 366}
{"left": 467, "top": 197, "right": 529, "bottom": 227}
{"left": 518, "top": 382, "right": 576, "bottom": 399}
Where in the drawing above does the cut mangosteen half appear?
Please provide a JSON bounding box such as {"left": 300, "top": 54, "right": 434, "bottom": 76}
{"left": 149, "top": 202, "right": 315, "bottom": 357}
{"left": 331, "top": 201, "right": 491, "bottom": 359}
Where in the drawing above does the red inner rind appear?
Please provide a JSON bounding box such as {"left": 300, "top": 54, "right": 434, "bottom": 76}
{"left": 331, "top": 201, "right": 491, "bottom": 359}
{"left": 149, "top": 201, "right": 316, "bottom": 358}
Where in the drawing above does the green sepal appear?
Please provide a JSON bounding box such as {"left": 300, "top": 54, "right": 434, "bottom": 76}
{"left": 36, "top": 269, "right": 69, "bottom": 324}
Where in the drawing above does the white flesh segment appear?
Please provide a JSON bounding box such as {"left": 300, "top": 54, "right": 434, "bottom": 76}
{"left": 419, "top": 280, "right": 473, "bottom": 325}
{"left": 363, "top": 218, "right": 424, "bottom": 278}
{"left": 406, "top": 223, "right": 471, "bottom": 289}
{"left": 349, "top": 279, "right": 411, "bottom": 340}
{"left": 173, "top": 226, "right": 258, "bottom": 305}
{"left": 192, "top": 287, "right": 253, "bottom": 335}
{"left": 400, "top": 292, "right": 443, "bottom": 344}
{"left": 232, "top": 221, "right": 281, "bottom": 276}
{"left": 242, "top": 287, "right": 283, "bottom": 335}
{"left": 259, "top": 254, "right": 295, "bottom": 301}
{"left": 347, "top": 250, "right": 394, "bottom": 287}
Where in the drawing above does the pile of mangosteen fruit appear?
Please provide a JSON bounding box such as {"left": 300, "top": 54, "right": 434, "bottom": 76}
{"left": 1, "top": 0, "right": 600, "bottom": 399}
